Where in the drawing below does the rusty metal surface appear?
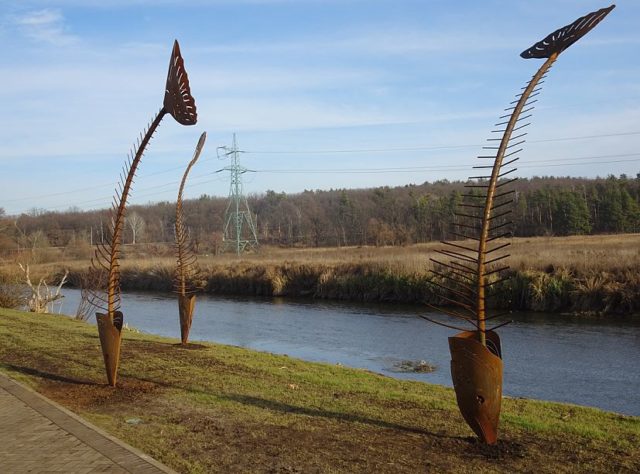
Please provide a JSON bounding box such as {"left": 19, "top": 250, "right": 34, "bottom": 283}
{"left": 425, "top": 3, "right": 616, "bottom": 341}
{"left": 178, "top": 294, "right": 197, "bottom": 345}
{"left": 164, "top": 40, "right": 197, "bottom": 126}
{"left": 174, "top": 132, "right": 207, "bottom": 344}
{"left": 96, "top": 311, "right": 123, "bottom": 387}
{"left": 521, "top": 5, "right": 615, "bottom": 59}
{"left": 449, "top": 330, "right": 503, "bottom": 445}
{"left": 90, "top": 40, "right": 198, "bottom": 386}
{"left": 423, "top": 6, "right": 615, "bottom": 442}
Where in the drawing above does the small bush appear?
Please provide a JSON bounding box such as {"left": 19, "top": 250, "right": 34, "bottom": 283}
{"left": 0, "top": 270, "right": 27, "bottom": 309}
{"left": 0, "top": 284, "right": 26, "bottom": 309}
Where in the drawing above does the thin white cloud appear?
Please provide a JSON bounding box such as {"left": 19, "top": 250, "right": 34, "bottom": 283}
{"left": 14, "top": 9, "right": 78, "bottom": 46}
{"left": 200, "top": 26, "right": 622, "bottom": 59}
{"left": 1, "top": 1, "right": 636, "bottom": 213}
{"left": 190, "top": 29, "right": 510, "bottom": 58}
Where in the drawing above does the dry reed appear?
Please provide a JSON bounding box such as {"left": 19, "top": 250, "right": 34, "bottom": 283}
{"left": 2, "top": 234, "right": 639, "bottom": 315}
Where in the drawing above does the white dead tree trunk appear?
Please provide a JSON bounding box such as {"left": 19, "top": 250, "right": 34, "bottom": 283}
{"left": 19, "top": 263, "right": 68, "bottom": 313}
{"left": 126, "top": 212, "right": 146, "bottom": 244}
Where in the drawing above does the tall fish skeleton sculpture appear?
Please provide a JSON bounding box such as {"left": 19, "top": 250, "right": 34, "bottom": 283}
{"left": 424, "top": 5, "right": 615, "bottom": 444}
{"left": 92, "top": 40, "right": 197, "bottom": 386}
{"left": 174, "top": 132, "right": 207, "bottom": 345}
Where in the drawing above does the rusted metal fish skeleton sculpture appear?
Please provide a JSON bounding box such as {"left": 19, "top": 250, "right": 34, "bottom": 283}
{"left": 174, "top": 132, "right": 207, "bottom": 345}
{"left": 423, "top": 5, "right": 615, "bottom": 444}
{"left": 91, "top": 40, "right": 197, "bottom": 386}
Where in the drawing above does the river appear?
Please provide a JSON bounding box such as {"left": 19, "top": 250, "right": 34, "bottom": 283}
{"left": 54, "top": 288, "right": 640, "bottom": 416}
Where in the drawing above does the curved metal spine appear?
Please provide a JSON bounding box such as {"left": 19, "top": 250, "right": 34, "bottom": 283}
{"left": 114, "top": 110, "right": 164, "bottom": 314}
{"left": 90, "top": 110, "right": 166, "bottom": 316}
{"left": 89, "top": 39, "right": 198, "bottom": 321}
{"left": 88, "top": 39, "right": 197, "bottom": 386}
{"left": 475, "top": 54, "right": 556, "bottom": 346}
{"left": 175, "top": 132, "right": 207, "bottom": 296}
{"left": 425, "top": 4, "right": 615, "bottom": 445}
{"left": 427, "top": 4, "right": 615, "bottom": 347}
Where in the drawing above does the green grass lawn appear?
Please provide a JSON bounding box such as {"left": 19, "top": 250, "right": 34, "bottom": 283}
{"left": 1, "top": 308, "right": 638, "bottom": 473}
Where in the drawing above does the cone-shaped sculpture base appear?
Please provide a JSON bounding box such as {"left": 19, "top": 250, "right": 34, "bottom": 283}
{"left": 96, "top": 311, "right": 123, "bottom": 387}
{"left": 178, "top": 294, "right": 196, "bottom": 345}
{"left": 449, "top": 330, "right": 503, "bottom": 444}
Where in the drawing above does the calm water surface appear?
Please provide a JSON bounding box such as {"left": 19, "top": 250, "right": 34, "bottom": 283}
{"left": 56, "top": 289, "right": 640, "bottom": 416}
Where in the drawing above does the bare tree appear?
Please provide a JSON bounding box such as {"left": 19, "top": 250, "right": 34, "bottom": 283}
{"left": 126, "top": 212, "right": 146, "bottom": 244}
{"left": 14, "top": 223, "right": 48, "bottom": 259}
{"left": 19, "top": 263, "right": 68, "bottom": 313}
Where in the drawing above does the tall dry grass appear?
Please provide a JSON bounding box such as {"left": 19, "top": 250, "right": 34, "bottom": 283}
{"left": 2, "top": 234, "right": 639, "bottom": 314}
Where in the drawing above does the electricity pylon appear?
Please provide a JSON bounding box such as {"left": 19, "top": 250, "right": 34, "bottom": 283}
{"left": 216, "top": 134, "right": 259, "bottom": 255}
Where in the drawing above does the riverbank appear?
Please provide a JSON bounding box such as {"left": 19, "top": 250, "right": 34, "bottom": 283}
{"left": 1, "top": 309, "right": 638, "bottom": 473}
{"left": 3, "top": 234, "right": 640, "bottom": 315}
{"left": 114, "top": 261, "right": 640, "bottom": 315}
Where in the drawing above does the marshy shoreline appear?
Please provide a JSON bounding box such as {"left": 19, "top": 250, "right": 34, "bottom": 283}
{"left": 3, "top": 234, "right": 640, "bottom": 317}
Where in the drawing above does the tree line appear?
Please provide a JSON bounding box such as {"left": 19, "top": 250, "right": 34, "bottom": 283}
{"left": 1, "top": 174, "right": 639, "bottom": 255}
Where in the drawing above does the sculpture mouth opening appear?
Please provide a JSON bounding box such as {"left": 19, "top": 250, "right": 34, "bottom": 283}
{"left": 486, "top": 338, "right": 501, "bottom": 358}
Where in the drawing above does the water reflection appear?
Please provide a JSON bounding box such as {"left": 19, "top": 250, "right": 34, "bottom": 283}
{"left": 58, "top": 288, "right": 640, "bottom": 416}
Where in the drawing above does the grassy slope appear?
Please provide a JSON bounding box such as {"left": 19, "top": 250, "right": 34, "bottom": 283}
{"left": 1, "top": 308, "right": 639, "bottom": 473}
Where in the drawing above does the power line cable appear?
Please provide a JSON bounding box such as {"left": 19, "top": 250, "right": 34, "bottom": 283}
{"left": 1, "top": 153, "right": 220, "bottom": 204}
{"left": 242, "top": 131, "right": 640, "bottom": 155}
{"left": 6, "top": 146, "right": 640, "bottom": 214}
{"left": 11, "top": 154, "right": 639, "bottom": 216}
{"left": 4, "top": 131, "right": 638, "bottom": 205}
{"left": 12, "top": 173, "right": 227, "bottom": 215}
{"left": 253, "top": 152, "right": 640, "bottom": 173}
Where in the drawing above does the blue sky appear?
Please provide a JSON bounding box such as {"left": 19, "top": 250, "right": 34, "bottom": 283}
{"left": 0, "top": 0, "right": 638, "bottom": 215}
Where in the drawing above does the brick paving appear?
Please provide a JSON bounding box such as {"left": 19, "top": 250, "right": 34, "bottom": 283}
{"left": 0, "top": 373, "right": 176, "bottom": 473}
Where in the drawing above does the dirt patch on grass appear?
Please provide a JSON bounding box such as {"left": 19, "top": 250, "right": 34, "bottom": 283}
{"left": 40, "top": 378, "right": 160, "bottom": 411}
{"left": 172, "top": 342, "right": 208, "bottom": 350}
{"left": 125, "top": 339, "right": 219, "bottom": 361}
{"left": 96, "top": 391, "right": 634, "bottom": 473}
{"left": 152, "top": 402, "right": 538, "bottom": 473}
{"left": 0, "top": 341, "right": 162, "bottom": 412}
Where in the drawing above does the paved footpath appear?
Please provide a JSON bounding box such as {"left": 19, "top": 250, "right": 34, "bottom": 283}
{"left": 0, "top": 373, "right": 176, "bottom": 473}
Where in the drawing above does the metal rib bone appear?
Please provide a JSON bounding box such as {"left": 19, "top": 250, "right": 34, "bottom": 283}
{"left": 425, "top": 5, "right": 615, "bottom": 347}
